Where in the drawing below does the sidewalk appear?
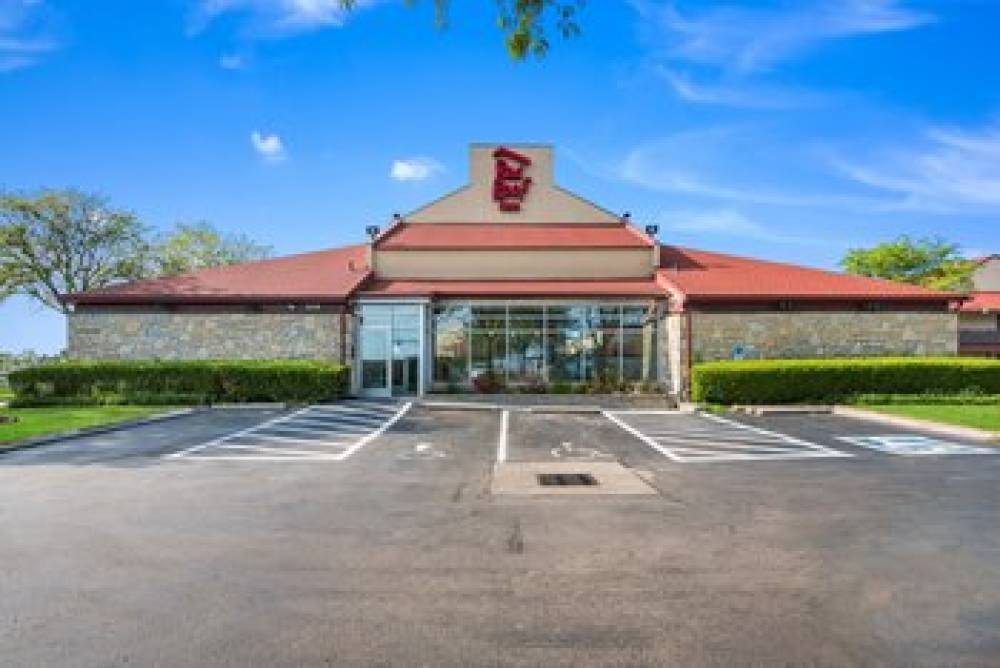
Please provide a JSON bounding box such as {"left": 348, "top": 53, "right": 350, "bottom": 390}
{"left": 419, "top": 393, "right": 677, "bottom": 412}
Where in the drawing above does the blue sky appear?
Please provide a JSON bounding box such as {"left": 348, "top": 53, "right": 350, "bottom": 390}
{"left": 2, "top": 0, "right": 999, "bottom": 353}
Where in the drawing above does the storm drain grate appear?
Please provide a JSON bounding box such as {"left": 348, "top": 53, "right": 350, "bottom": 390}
{"left": 537, "top": 472, "right": 598, "bottom": 487}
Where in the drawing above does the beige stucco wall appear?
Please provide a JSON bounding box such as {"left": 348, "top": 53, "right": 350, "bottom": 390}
{"left": 68, "top": 312, "right": 349, "bottom": 362}
{"left": 406, "top": 145, "right": 619, "bottom": 225}
{"left": 375, "top": 248, "right": 653, "bottom": 279}
{"left": 689, "top": 312, "right": 958, "bottom": 362}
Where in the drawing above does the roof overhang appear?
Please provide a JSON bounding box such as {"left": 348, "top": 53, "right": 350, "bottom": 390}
{"left": 355, "top": 278, "right": 667, "bottom": 300}
{"left": 63, "top": 293, "right": 349, "bottom": 306}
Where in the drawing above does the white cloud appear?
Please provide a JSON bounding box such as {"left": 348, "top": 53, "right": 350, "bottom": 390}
{"left": 620, "top": 127, "right": 885, "bottom": 211}
{"left": 191, "top": 0, "right": 381, "bottom": 36}
{"left": 636, "top": 0, "right": 932, "bottom": 74}
{"left": 250, "top": 130, "right": 287, "bottom": 162}
{"left": 389, "top": 157, "right": 443, "bottom": 182}
{"left": 656, "top": 66, "right": 824, "bottom": 110}
{"left": 643, "top": 208, "right": 826, "bottom": 245}
{"left": 632, "top": 1, "right": 931, "bottom": 108}
{"left": 0, "top": 1, "right": 58, "bottom": 73}
{"left": 831, "top": 123, "right": 1000, "bottom": 213}
{"left": 219, "top": 53, "right": 245, "bottom": 69}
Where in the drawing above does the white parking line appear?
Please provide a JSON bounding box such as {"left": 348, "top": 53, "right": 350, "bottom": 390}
{"left": 223, "top": 433, "right": 354, "bottom": 445}
{"left": 603, "top": 410, "right": 849, "bottom": 463}
{"left": 335, "top": 402, "right": 413, "bottom": 461}
{"left": 215, "top": 444, "right": 348, "bottom": 456}
{"left": 253, "top": 424, "right": 367, "bottom": 437}
{"left": 700, "top": 413, "right": 847, "bottom": 456}
{"left": 168, "top": 401, "right": 412, "bottom": 462}
{"left": 497, "top": 410, "right": 510, "bottom": 463}
{"left": 602, "top": 411, "right": 683, "bottom": 462}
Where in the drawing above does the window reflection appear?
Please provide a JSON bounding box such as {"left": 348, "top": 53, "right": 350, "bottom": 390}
{"left": 431, "top": 302, "right": 658, "bottom": 388}
{"left": 433, "top": 304, "right": 469, "bottom": 384}
{"left": 508, "top": 306, "right": 544, "bottom": 382}
{"left": 470, "top": 305, "right": 507, "bottom": 377}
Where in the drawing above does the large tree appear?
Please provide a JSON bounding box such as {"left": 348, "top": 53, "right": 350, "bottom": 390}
{"left": 343, "top": 0, "right": 584, "bottom": 59}
{"left": 152, "top": 222, "right": 271, "bottom": 277}
{"left": 840, "top": 236, "right": 977, "bottom": 291}
{"left": 1, "top": 191, "right": 273, "bottom": 314}
{"left": 0, "top": 190, "right": 150, "bottom": 314}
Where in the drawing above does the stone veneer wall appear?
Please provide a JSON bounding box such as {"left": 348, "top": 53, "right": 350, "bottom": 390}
{"left": 68, "top": 312, "right": 350, "bottom": 362}
{"left": 690, "top": 312, "right": 958, "bottom": 362}
{"left": 663, "top": 313, "right": 684, "bottom": 396}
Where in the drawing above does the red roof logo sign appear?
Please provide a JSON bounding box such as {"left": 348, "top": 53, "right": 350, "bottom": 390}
{"left": 492, "top": 147, "right": 532, "bottom": 212}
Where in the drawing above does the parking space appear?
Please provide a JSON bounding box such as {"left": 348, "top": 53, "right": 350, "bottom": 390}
{"left": 717, "top": 411, "right": 1000, "bottom": 459}
{"left": 498, "top": 409, "right": 658, "bottom": 467}
{"left": 3, "top": 402, "right": 1000, "bottom": 665}
{"left": 835, "top": 434, "right": 998, "bottom": 456}
{"left": 168, "top": 399, "right": 411, "bottom": 462}
{"left": 603, "top": 410, "right": 850, "bottom": 463}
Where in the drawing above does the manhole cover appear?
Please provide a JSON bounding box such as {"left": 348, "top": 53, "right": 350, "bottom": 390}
{"left": 537, "top": 472, "right": 598, "bottom": 487}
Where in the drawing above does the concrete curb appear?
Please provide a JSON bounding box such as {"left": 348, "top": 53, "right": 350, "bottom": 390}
{"left": 528, "top": 405, "right": 603, "bottom": 415}
{"left": 210, "top": 402, "right": 290, "bottom": 410}
{"left": 0, "top": 408, "right": 200, "bottom": 455}
{"left": 419, "top": 401, "right": 502, "bottom": 412}
{"left": 419, "top": 401, "right": 627, "bottom": 414}
{"left": 833, "top": 405, "right": 1000, "bottom": 443}
{"left": 735, "top": 405, "right": 834, "bottom": 416}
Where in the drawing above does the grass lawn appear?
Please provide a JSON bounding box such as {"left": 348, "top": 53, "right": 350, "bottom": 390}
{"left": 864, "top": 404, "right": 1000, "bottom": 433}
{"left": 0, "top": 388, "right": 13, "bottom": 402}
{"left": 0, "top": 405, "right": 177, "bottom": 447}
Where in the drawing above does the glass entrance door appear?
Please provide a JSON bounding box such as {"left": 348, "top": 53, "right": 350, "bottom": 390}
{"left": 357, "top": 303, "right": 424, "bottom": 397}
{"left": 360, "top": 326, "right": 391, "bottom": 397}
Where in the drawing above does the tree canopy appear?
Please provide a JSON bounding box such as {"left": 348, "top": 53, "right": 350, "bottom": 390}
{"left": 0, "top": 190, "right": 272, "bottom": 314}
{"left": 840, "top": 236, "right": 977, "bottom": 291}
{"left": 153, "top": 222, "right": 271, "bottom": 277}
{"left": 0, "top": 190, "right": 148, "bottom": 314}
{"left": 341, "top": 0, "right": 584, "bottom": 59}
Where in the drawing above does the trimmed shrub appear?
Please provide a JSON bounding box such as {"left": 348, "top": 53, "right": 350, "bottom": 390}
{"left": 691, "top": 357, "right": 1000, "bottom": 405}
{"left": 471, "top": 371, "right": 504, "bottom": 393}
{"left": 9, "top": 360, "right": 350, "bottom": 405}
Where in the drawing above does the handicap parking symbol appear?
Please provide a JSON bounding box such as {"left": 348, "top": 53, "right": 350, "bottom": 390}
{"left": 836, "top": 435, "right": 998, "bottom": 456}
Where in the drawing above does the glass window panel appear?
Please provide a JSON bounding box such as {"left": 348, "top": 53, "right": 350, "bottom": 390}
{"left": 471, "top": 305, "right": 507, "bottom": 378}
{"left": 359, "top": 304, "right": 392, "bottom": 327}
{"left": 546, "top": 306, "right": 589, "bottom": 382}
{"left": 359, "top": 323, "right": 389, "bottom": 391}
{"left": 592, "top": 305, "right": 621, "bottom": 383}
{"left": 433, "top": 305, "right": 469, "bottom": 384}
{"left": 508, "top": 306, "right": 544, "bottom": 382}
{"left": 622, "top": 306, "right": 656, "bottom": 382}
{"left": 392, "top": 305, "right": 421, "bottom": 330}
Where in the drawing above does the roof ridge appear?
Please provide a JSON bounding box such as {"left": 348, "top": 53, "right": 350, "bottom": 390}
{"left": 390, "top": 221, "right": 626, "bottom": 226}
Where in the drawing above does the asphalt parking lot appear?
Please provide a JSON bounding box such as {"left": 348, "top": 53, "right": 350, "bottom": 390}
{"left": 2, "top": 403, "right": 999, "bottom": 666}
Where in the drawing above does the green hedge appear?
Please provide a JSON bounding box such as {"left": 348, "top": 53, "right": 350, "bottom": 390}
{"left": 691, "top": 357, "right": 1000, "bottom": 405}
{"left": 9, "top": 360, "right": 350, "bottom": 405}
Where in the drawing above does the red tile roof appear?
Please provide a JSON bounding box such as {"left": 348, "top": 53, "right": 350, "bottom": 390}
{"left": 63, "top": 245, "right": 370, "bottom": 304}
{"left": 375, "top": 222, "right": 653, "bottom": 250}
{"left": 357, "top": 278, "right": 663, "bottom": 298}
{"left": 961, "top": 292, "right": 1000, "bottom": 312}
{"left": 657, "top": 245, "right": 962, "bottom": 304}
{"left": 62, "top": 239, "right": 963, "bottom": 307}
